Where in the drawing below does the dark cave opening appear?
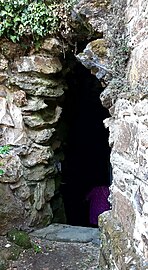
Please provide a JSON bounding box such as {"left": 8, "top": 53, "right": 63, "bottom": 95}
{"left": 58, "top": 56, "right": 111, "bottom": 227}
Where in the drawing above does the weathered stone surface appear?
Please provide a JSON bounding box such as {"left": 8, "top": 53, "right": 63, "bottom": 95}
{"left": 99, "top": 0, "right": 148, "bottom": 266}
{"left": 0, "top": 39, "right": 23, "bottom": 60}
{"left": 10, "top": 179, "right": 30, "bottom": 201}
{"left": 27, "top": 128, "right": 55, "bottom": 144}
{"left": 126, "top": 0, "right": 148, "bottom": 47}
{"left": 31, "top": 224, "right": 100, "bottom": 243}
{"left": 100, "top": 86, "right": 116, "bottom": 109}
{"left": 0, "top": 4, "right": 147, "bottom": 268}
{"left": 13, "top": 90, "right": 28, "bottom": 107}
{"left": 74, "top": 0, "right": 110, "bottom": 33}
{"left": 0, "top": 154, "right": 23, "bottom": 183}
{"left": 34, "top": 181, "right": 46, "bottom": 211}
{"left": 133, "top": 99, "right": 148, "bottom": 116}
{"left": 23, "top": 164, "right": 55, "bottom": 182}
{"left": 0, "top": 97, "right": 14, "bottom": 127}
{"left": 21, "top": 96, "right": 47, "bottom": 112}
{"left": 28, "top": 202, "right": 53, "bottom": 227}
{"left": 21, "top": 144, "right": 54, "bottom": 167}
{"left": 2, "top": 126, "right": 27, "bottom": 146}
{"left": 76, "top": 39, "right": 109, "bottom": 80}
{"left": 10, "top": 75, "right": 65, "bottom": 97}
{"left": 15, "top": 55, "right": 62, "bottom": 74}
{"left": 23, "top": 106, "right": 62, "bottom": 128}
{"left": 113, "top": 191, "right": 136, "bottom": 235}
{"left": 98, "top": 212, "right": 145, "bottom": 270}
{"left": 0, "top": 72, "right": 8, "bottom": 83}
{"left": 45, "top": 179, "right": 55, "bottom": 202}
{"left": 127, "top": 39, "right": 148, "bottom": 89}
{"left": 41, "top": 38, "right": 62, "bottom": 54}
{"left": 0, "top": 183, "right": 24, "bottom": 235}
{"left": 0, "top": 54, "right": 8, "bottom": 71}
{"left": 21, "top": 85, "right": 64, "bottom": 98}
{"left": 0, "top": 93, "right": 27, "bottom": 145}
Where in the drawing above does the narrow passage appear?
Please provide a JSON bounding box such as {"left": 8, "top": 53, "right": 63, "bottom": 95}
{"left": 60, "top": 59, "right": 111, "bottom": 227}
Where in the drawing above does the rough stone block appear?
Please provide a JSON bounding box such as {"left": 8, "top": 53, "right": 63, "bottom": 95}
{"left": 15, "top": 55, "right": 62, "bottom": 74}
{"left": 0, "top": 183, "right": 24, "bottom": 235}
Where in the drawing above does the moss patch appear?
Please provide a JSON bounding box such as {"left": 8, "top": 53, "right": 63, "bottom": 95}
{"left": 7, "top": 229, "right": 32, "bottom": 249}
{"left": 89, "top": 39, "right": 107, "bottom": 57}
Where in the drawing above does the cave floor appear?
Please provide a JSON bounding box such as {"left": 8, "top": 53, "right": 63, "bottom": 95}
{"left": 1, "top": 224, "right": 100, "bottom": 270}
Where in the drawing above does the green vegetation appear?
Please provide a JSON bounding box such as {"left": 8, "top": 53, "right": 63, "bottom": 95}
{"left": 7, "top": 229, "right": 32, "bottom": 249}
{"left": 0, "top": 0, "right": 77, "bottom": 46}
{"left": 32, "top": 243, "right": 42, "bottom": 253}
{"left": 0, "top": 145, "right": 10, "bottom": 176}
{"left": 0, "top": 145, "right": 10, "bottom": 155}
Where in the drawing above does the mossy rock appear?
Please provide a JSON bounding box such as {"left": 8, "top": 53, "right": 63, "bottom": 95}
{"left": 89, "top": 39, "right": 107, "bottom": 57}
{"left": 7, "top": 229, "right": 32, "bottom": 249}
{"left": 0, "top": 257, "right": 8, "bottom": 270}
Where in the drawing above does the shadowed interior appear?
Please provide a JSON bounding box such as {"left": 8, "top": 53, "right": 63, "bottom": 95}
{"left": 60, "top": 59, "right": 111, "bottom": 226}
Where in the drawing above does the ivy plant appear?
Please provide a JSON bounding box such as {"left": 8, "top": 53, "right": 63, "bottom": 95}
{"left": 0, "top": 0, "right": 77, "bottom": 45}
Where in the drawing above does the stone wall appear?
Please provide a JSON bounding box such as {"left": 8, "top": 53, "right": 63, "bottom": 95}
{"left": 0, "top": 38, "right": 66, "bottom": 234}
{"left": 0, "top": 0, "right": 110, "bottom": 235}
{"left": 98, "top": 0, "right": 148, "bottom": 268}
{"left": 0, "top": 1, "right": 147, "bottom": 268}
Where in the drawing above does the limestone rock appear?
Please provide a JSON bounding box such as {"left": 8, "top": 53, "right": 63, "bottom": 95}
{"left": 27, "top": 128, "right": 55, "bottom": 144}
{"left": 15, "top": 55, "right": 62, "bottom": 74}
{"left": 0, "top": 154, "right": 23, "bottom": 184}
{"left": 133, "top": 99, "right": 148, "bottom": 116}
{"left": 22, "top": 85, "right": 64, "bottom": 98}
{"left": 41, "top": 38, "right": 62, "bottom": 55}
{"left": 1, "top": 95, "right": 27, "bottom": 145}
{"left": 45, "top": 179, "right": 55, "bottom": 202}
{"left": 21, "top": 96, "right": 48, "bottom": 112}
{"left": 0, "top": 54, "right": 8, "bottom": 71}
{"left": 34, "top": 181, "right": 46, "bottom": 211}
{"left": 76, "top": 39, "right": 109, "bottom": 80}
{"left": 23, "top": 164, "right": 55, "bottom": 182}
{"left": 10, "top": 180, "right": 30, "bottom": 201}
{"left": 127, "top": 39, "right": 148, "bottom": 90}
{"left": 13, "top": 90, "right": 28, "bottom": 107}
{"left": 0, "top": 39, "right": 23, "bottom": 60}
{"left": 2, "top": 126, "right": 27, "bottom": 146}
{"left": 10, "top": 74, "right": 66, "bottom": 97}
{"left": 0, "top": 97, "right": 14, "bottom": 127}
{"left": 74, "top": 0, "right": 109, "bottom": 33}
{"left": 98, "top": 212, "right": 142, "bottom": 270}
{"left": 23, "top": 106, "right": 62, "bottom": 128}
{"left": 23, "top": 113, "right": 47, "bottom": 128}
{"left": 0, "top": 183, "right": 24, "bottom": 235}
{"left": 21, "top": 143, "right": 54, "bottom": 167}
{"left": 0, "top": 72, "right": 8, "bottom": 83}
{"left": 100, "top": 86, "right": 116, "bottom": 109}
{"left": 29, "top": 203, "right": 53, "bottom": 227}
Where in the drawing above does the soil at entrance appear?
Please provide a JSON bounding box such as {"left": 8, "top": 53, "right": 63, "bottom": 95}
{"left": 0, "top": 225, "right": 100, "bottom": 270}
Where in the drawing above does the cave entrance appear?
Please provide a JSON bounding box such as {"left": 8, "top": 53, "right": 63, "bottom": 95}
{"left": 57, "top": 54, "right": 111, "bottom": 227}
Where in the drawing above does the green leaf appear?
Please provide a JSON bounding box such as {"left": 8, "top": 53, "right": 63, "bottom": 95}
{"left": 10, "top": 35, "right": 17, "bottom": 42}
{"left": 0, "top": 145, "right": 10, "bottom": 154}
{"left": 0, "top": 169, "right": 4, "bottom": 176}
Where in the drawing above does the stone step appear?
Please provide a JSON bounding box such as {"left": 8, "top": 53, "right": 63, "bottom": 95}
{"left": 30, "top": 223, "right": 100, "bottom": 245}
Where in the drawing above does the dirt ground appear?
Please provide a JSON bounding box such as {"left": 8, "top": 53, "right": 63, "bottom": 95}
{"left": 0, "top": 235, "right": 100, "bottom": 270}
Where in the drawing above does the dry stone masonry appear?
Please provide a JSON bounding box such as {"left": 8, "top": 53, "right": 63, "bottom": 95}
{"left": 0, "top": 0, "right": 147, "bottom": 269}
{"left": 98, "top": 0, "right": 148, "bottom": 269}
{"left": 0, "top": 37, "right": 66, "bottom": 234}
